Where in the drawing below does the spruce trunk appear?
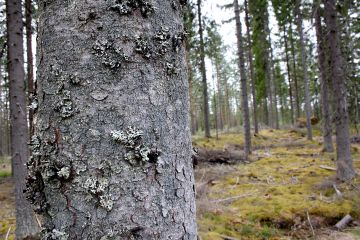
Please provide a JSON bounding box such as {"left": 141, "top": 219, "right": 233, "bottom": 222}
{"left": 26, "top": 1, "right": 197, "bottom": 238}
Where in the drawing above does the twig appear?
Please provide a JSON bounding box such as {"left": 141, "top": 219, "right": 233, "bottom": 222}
{"left": 211, "top": 191, "right": 257, "bottom": 203}
{"left": 5, "top": 227, "right": 11, "bottom": 240}
{"left": 332, "top": 184, "right": 343, "bottom": 198}
{"left": 335, "top": 214, "right": 353, "bottom": 230}
{"left": 35, "top": 214, "right": 42, "bottom": 228}
{"left": 306, "top": 211, "right": 315, "bottom": 238}
{"left": 319, "top": 165, "right": 336, "bottom": 171}
{"left": 219, "top": 234, "right": 240, "bottom": 240}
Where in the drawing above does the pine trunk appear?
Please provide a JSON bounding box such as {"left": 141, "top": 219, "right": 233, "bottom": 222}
{"left": 197, "top": 0, "right": 211, "bottom": 138}
{"left": 244, "top": 0, "right": 258, "bottom": 134}
{"left": 26, "top": 1, "right": 197, "bottom": 238}
{"left": 314, "top": 7, "right": 334, "bottom": 152}
{"left": 295, "top": 0, "right": 313, "bottom": 140}
{"left": 6, "top": 0, "right": 40, "bottom": 238}
{"left": 289, "top": 23, "right": 301, "bottom": 119}
{"left": 234, "top": 0, "right": 251, "bottom": 158}
{"left": 323, "top": 0, "right": 355, "bottom": 180}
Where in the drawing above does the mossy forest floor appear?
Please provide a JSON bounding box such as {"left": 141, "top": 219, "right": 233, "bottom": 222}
{"left": 0, "top": 129, "right": 359, "bottom": 239}
{"left": 193, "top": 128, "right": 360, "bottom": 239}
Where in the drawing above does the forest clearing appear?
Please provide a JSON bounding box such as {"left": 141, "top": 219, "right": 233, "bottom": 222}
{"left": 1, "top": 128, "right": 359, "bottom": 239}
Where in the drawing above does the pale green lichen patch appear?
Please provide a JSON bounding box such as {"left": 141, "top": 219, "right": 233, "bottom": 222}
{"left": 100, "top": 194, "right": 114, "bottom": 211}
{"left": 111, "top": 127, "right": 161, "bottom": 165}
{"left": 43, "top": 229, "right": 69, "bottom": 240}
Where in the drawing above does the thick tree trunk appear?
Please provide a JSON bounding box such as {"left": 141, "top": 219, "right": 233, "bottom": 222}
{"left": 244, "top": 0, "right": 258, "bottom": 134}
{"left": 234, "top": 0, "right": 251, "bottom": 158}
{"left": 197, "top": 0, "right": 211, "bottom": 138}
{"left": 315, "top": 7, "right": 334, "bottom": 152}
{"left": 26, "top": 0, "right": 34, "bottom": 136}
{"left": 295, "top": 0, "right": 313, "bottom": 140}
{"left": 323, "top": 0, "right": 355, "bottom": 180}
{"left": 6, "top": 0, "right": 40, "bottom": 238}
{"left": 283, "top": 28, "right": 295, "bottom": 125}
{"left": 26, "top": 1, "right": 197, "bottom": 238}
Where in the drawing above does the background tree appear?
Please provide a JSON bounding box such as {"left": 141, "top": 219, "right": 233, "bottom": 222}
{"left": 234, "top": 0, "right": 251, "bottom": 158}
{"left": 6, "top": 0, "right": 39, "bottom": 238}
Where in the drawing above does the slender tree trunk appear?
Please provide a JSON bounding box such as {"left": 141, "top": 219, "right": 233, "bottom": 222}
{"left": 26, "top": 1, "right": 197, "bottom": 238}
{"left": 212, "top": 62, "right": 219, "bottom": 139}
{"left": 197, "top": 0, "right": 211, "bottom": 138}
{"left": 295, "top": 0, "right": 313, "bottom": 140}
{"left": 26, "top": 0, "right": 34, "bottom": 136}
{"left": 234, "top": 0, "right": 251, "bottom": 158}
{"left": 283, "top": 27, "right": 295, "bottom": 125}
{"left": 289, "top": 23, "right": 301, "bottom": 119}
{"left": 268, "top": 34, "right": 279, "bottom": 129}
{"left": 314, "top": 7, "right": 334, "bottom": 152}
{"left": 6, "top": 0, "right": 40, "bottom": 238}
{"left": 244, "top": 0, "right": 258, "bottom": 134}
{"left": 323, "top": 0, "right": 355, "bottom": 180}
{"left": 215, "top": 62, "right": 224, "bottom": 130}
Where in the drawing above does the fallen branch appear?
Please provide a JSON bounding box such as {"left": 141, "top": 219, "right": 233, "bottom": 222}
{"left": 319, "top": 165, "right": 336, "bottom": 171}
{"left": 211, "top": 191, "right": 257, "bottom": 203}
{"left": 335, "top": 214, "right": 352, "bottom": 230}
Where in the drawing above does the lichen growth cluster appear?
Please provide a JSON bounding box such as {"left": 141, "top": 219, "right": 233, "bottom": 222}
{"left": 134, "top": 36, "right": 152, "bottom": 59}
{"left": 111, "top": 126, "right": 161, "bottom": 165}
{"left": 55, "top": 89, "right": 74, "bottom": 118}
{"left": 43, "top": 229, "right": 69, "bottom": 240}
{"left": 93, "top": 39, "right": 129, "bottom": 70}
{"left": 83, "top": 177, "right": 113, "bottom": 211}
{"left": 110, "top": 0, "right": 155, "bottom": 18}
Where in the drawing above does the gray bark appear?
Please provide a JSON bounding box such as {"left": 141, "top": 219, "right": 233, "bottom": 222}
{"left": 268, "top": 35, "right": 279, "bottom": 129}
{"left": 323, "top": 0, "right": 355, "bottom": 180}
{"left": 197, "top": 0, "right": 211, "bottom": 138}
{"left": 6, "top": 0, "right": 40, "bottom": 238}
{"left": 244, "top": 0, "right": 258, "bottom": 134}
{"left": 26, "top": 0, "right": 197, "bottom": 239}
{"left": 314, "top": 7, "right": 334, "bottom": 152}
{"left": 234, "top": 0, "right": 251, "bottom": 158}
{"left": 295, "top": 0, "right": 313, "bottom": 140}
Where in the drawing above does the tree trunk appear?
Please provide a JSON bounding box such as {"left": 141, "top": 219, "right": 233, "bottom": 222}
{"left": 323, "top": 0, "right": 355, "bottom": 180}
{"left": 283, "top": 27, "right": 295, "bottom": 125}
{"left": 314, "top": 6, "right": 334, "bottom": 152}
{"left": 234, "top": 0, "right": 251, "bottom": 158}
{"left": 6, "top": 0, "right": 40, "bottom": 238}
{"left": 215, "top": 61, "right": 224, "bottom": 131}
{"left": 244, "top": 0, "right": 258, "bottom": 134}
{"left": 26, "top": 1, "right": 197, "bottom": 238}
{"left": 295, "top": 0, "right": 313, "bottom": 140}
{"left": 268, "top": 34, "right": 279, "bottom": 129}
{"left": 289, "top": 22, "right": 301, "bottom": 119}
{"left": 197, "top": 0, "right": 211, "bottom": 138}
{"left": 26, "top": 0, "right": 34, "bottom": 136}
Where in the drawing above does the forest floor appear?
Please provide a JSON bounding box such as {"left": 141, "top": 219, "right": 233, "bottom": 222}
{"left": 193, "top": 128, "right": 360, "bottom": 239}
{"left": 0, "top": 128, "right": 359, "bottom": 239}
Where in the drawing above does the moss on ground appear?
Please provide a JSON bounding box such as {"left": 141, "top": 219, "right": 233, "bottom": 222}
{"left": 194, "top": 129, "right": 360, "bottom": 239}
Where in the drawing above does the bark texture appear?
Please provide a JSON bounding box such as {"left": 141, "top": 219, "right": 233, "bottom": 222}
{"left": 323, "top": 0, "right": 355, "bottom": 180}
{"left": 234, "top": 0, "right": 251, "bottom": 158}
{"left": 197, "top": 0, "right": 210, "bottom": 138}
{"left": 314, "top": 7, "right": 334, "bottom": 152}
{"left": 6, "top": 0, "right": 40, "bottom": 238}
{"left": 295, "top": 0, "right": 312, "bottom": 140}
{"left": 27, "top": 0, "right": 197, "bottom": 239}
